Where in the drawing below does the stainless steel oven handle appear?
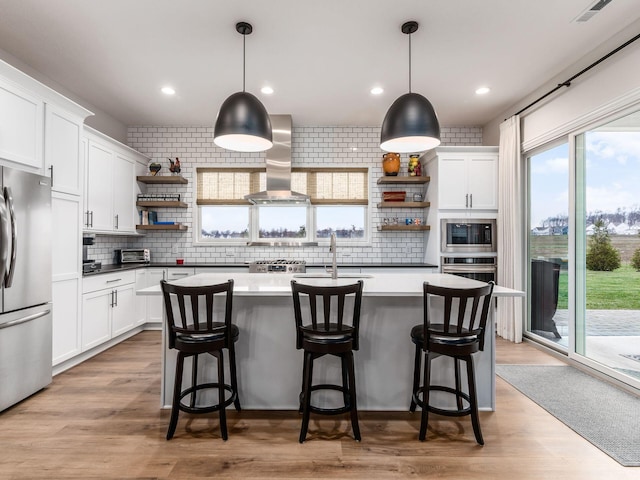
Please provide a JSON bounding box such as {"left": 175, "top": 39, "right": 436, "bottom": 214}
{"left": 442, "top": 265, "right": 497, "bottom": 273}
{"left": 4, "top": 187, "right": 17, "bottom": 288}
{"left": 0, "top": 309, "right": 51, "bottom": 330}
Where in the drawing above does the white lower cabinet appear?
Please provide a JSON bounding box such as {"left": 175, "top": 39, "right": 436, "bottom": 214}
{"left": 146, "top": 268, "right": 167, "bottom": 325}
{"left": 52, "top": 278, "right": 82, "bottom": 364}
{"left": 135, "top": 269, "right": 147, "bottom": 327}
{"left": 81, "top": 271, "right": 136, "bottom": 351}
{"left": 144, "top": 268, "right": 196, "bottom": 326}
{"left": 51, "top": 191, "right": 83, "bottom": 365}
{"left": 111, "top": 283, "right": 135, "bottom": 337}
{"left": 81, "top": 289, "right": 112, "bottom": 351}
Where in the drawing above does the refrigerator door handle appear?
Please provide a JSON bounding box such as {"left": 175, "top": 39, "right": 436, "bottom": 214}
{"left": 0, "top": 309, "right": 51, "bottom": 330}
{"left": 4, "top": 187, "right": 17, "bottom": 288}
{"left": 0, "top": 195, "right": 8, "bottom": 285}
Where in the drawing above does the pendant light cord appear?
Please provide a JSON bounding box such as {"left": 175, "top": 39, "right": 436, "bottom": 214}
{"left": 242, "top": 33, "right": 246, "bottom": 92}
{"left": 408, "top": 32, "right": 412, "bottom": 93}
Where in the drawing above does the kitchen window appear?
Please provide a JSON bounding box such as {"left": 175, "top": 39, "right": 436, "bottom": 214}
{"left": 196, "top": 167, "right": 368, "bottom": 244}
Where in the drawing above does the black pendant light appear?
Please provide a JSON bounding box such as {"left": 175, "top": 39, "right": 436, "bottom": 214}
{"left": 380, "top": 21, "right": 441, "bottom": 153}
{"left": 214, "top": 22, "right": 273, "bottom": 152}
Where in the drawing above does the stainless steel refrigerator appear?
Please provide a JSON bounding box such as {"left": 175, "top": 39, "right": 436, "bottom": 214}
{"left": 0, "top": 167, "right": 52, "bottom": 412}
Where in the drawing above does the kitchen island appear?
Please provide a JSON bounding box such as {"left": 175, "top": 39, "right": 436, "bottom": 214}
{"left": 138, "top": 272, "right": 523, "bottom": 411}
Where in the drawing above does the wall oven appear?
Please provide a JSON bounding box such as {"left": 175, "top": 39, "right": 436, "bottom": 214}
{"left": 441, "top": 257, "right": 497, "bottom": 283}
{"left": 441, "top": 218, "right": 496, "bottom": 253}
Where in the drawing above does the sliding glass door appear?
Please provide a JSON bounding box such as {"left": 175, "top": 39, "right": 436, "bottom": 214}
{"left": 527, "top": 142, "right": 570, "bottom": 351}
{"left": 574, "top": 111, "right": 640, "bottom": 388}
{"left": 526, "top": 108, "right": 640, "bottom": 389}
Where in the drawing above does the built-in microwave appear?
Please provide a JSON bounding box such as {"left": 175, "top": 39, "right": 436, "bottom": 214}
{"left": 114, "top": 248, "right": 150, "bottom": 264}
{"left": 441, "top": 219, "right": 496, "bottom": 253}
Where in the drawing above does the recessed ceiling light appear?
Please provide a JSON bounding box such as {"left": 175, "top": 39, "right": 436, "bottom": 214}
{"left": 475, "top": 86, "right": 490, "bottom": 95}
{"left": 370, "top": 86, "right": 384, "bottom": 95}
{"left": 161, "top": 86, "right": 176, "bottom": 95}
{"left": 261, "top": 86, "right": 274, "bottom": 95}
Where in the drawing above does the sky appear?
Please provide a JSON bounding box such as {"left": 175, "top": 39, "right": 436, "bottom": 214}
{"left": 530, "top": 130, "right": 640, "bottom": 228}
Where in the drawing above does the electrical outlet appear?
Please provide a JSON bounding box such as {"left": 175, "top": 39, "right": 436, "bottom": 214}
{"left": 171, "top": 244, "right": 178, "bottom": 254}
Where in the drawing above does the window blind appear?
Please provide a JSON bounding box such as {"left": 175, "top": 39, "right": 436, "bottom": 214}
{"left": 197, "top": 167, "right": 368, "bottom": 205}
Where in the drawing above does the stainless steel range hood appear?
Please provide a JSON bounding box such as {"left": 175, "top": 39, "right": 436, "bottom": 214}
{"left": 244, "top": 114, "right": 310, "bottom": 204}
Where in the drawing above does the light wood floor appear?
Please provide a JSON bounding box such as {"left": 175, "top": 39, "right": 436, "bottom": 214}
{"left": 0, "top": 332, "right": 636, "bottom": 479}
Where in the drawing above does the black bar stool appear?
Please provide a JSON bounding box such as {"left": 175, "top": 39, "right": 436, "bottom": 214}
{"left": 161, "top": 279, "right": 241, "bottom": 440}
{"left": 291, "top": 280, "right": 364, "bottom": 443}
{"left": 410, "top": 281, "right": 494, "bottom": 444}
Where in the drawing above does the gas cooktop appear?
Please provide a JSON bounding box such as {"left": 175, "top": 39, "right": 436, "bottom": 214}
{"left": 249, "top": 259, "right": 306, "bottom": 274}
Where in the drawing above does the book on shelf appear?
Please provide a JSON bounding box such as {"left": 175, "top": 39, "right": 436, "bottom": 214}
{"left": 139, "top": 210, "right": 158, "bottom": 225}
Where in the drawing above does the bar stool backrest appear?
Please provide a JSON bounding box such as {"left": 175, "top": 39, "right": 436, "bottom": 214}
{"left": 423, "top": 281, "right": 494, "bottom": 351}
{"left": 291, "top": 280, "right": 364, "bottom": 350}
{"left": 161, "top": 279, "right": 234, "bottom": 349}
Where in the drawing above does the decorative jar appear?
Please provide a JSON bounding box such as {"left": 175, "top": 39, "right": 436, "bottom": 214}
{"left": 382, "top": 152, "right": 401, "bottom": 176}
{"left": 408, "top": 154, "right": 421, "bottom": 176}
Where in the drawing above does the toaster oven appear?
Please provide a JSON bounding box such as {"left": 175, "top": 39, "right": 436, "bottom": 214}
{"left": 114, "top": 248, "right": 150, "bottom": 264}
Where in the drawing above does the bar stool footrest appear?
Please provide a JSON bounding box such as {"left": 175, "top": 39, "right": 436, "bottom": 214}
{"left": 300, "top": 384, "right": 353, "bottom": 416}
{"left": 412, "top": 385, "right": 472, "bottom": 417}
{"left": 178, "top": 382, "right": 237, "bottom": 414}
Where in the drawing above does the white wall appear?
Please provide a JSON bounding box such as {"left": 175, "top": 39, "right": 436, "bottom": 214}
{"left": 483, "top": 18, "right": 640, "bottom": 148}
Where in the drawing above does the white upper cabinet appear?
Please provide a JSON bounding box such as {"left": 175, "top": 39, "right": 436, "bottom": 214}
{"left": 0, "top": 58, "right": 92, "bottom": 174}
{"left": 112, "top": 153, "right": 135, "bottom": 232}
{"left": 85, "top": 139, "right": 115, "bottom": 231}
{"left": 0, "top": 78, "right": 43, "bottom": 170}
{"left": 83, "top": 127, "right": 149, "bottom": 234}
{"left": 45, "top": 104, "right": 84, "bottom": 195}
{"left": 424, "top": 146, "right": 499, "bottom": 211}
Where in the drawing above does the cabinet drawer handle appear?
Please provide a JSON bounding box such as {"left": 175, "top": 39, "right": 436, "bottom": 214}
{"left": 465, "top": 194, "right": 469, "bottom": 208}
{"left": 171, "top": 273, "right": 189, "bottom": 277}
{"left": 470, "top": 193, "right": 473, "bottom": 208}
{"left": 106, "top": 278, "right": 122, "bottom": 283}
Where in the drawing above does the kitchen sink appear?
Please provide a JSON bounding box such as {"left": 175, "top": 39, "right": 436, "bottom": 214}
{"left": 292, "top": 273, "right": 374, "bottom": 279}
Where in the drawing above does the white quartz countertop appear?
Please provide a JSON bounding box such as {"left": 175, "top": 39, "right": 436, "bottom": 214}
{"left": 138, "top": 272, "right": 524, "bottom": 298}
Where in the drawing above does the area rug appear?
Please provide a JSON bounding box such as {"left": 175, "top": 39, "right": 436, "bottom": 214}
{"left": 495, "top": 365, "right": 640, "bottom": 467}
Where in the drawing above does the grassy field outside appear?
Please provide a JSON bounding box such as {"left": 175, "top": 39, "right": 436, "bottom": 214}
{"left": 531, "top": 234, "right": 640, "bottom": 310}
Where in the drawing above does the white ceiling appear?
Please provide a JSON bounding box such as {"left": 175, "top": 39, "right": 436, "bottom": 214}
{"left": 1, "top": 0, "right": 639, "bottom": 128}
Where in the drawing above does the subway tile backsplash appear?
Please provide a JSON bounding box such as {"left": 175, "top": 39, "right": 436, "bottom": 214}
{"left": 85, "top": 125, "right": 482, "bottom": 266}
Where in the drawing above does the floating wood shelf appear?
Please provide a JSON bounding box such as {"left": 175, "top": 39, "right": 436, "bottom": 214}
{"left": 377, "top": 225, "right": 430, "bottom": 232}
{"left": 136, "top": 224, "right": 188, "bottom": 231}
{"left": 136, "top": 176, "right": 188, "bottom": 184}
{"left": 136, "top": 201, "right": 188, "bottom": 208}
{"left": 377, "top": 201, "right": 430, "bottom": 208}
{"left": 377, "top": 176, "right": 430, "bottom": 184}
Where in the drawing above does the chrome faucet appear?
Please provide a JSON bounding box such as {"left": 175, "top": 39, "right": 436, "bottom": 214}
{"left": 329, "top": 232, "right": 338, "bottom": 279}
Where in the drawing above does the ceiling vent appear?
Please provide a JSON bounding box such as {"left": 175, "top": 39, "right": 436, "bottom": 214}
{"left": 573, "top": 0, "right": 613, "bottom": 22}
